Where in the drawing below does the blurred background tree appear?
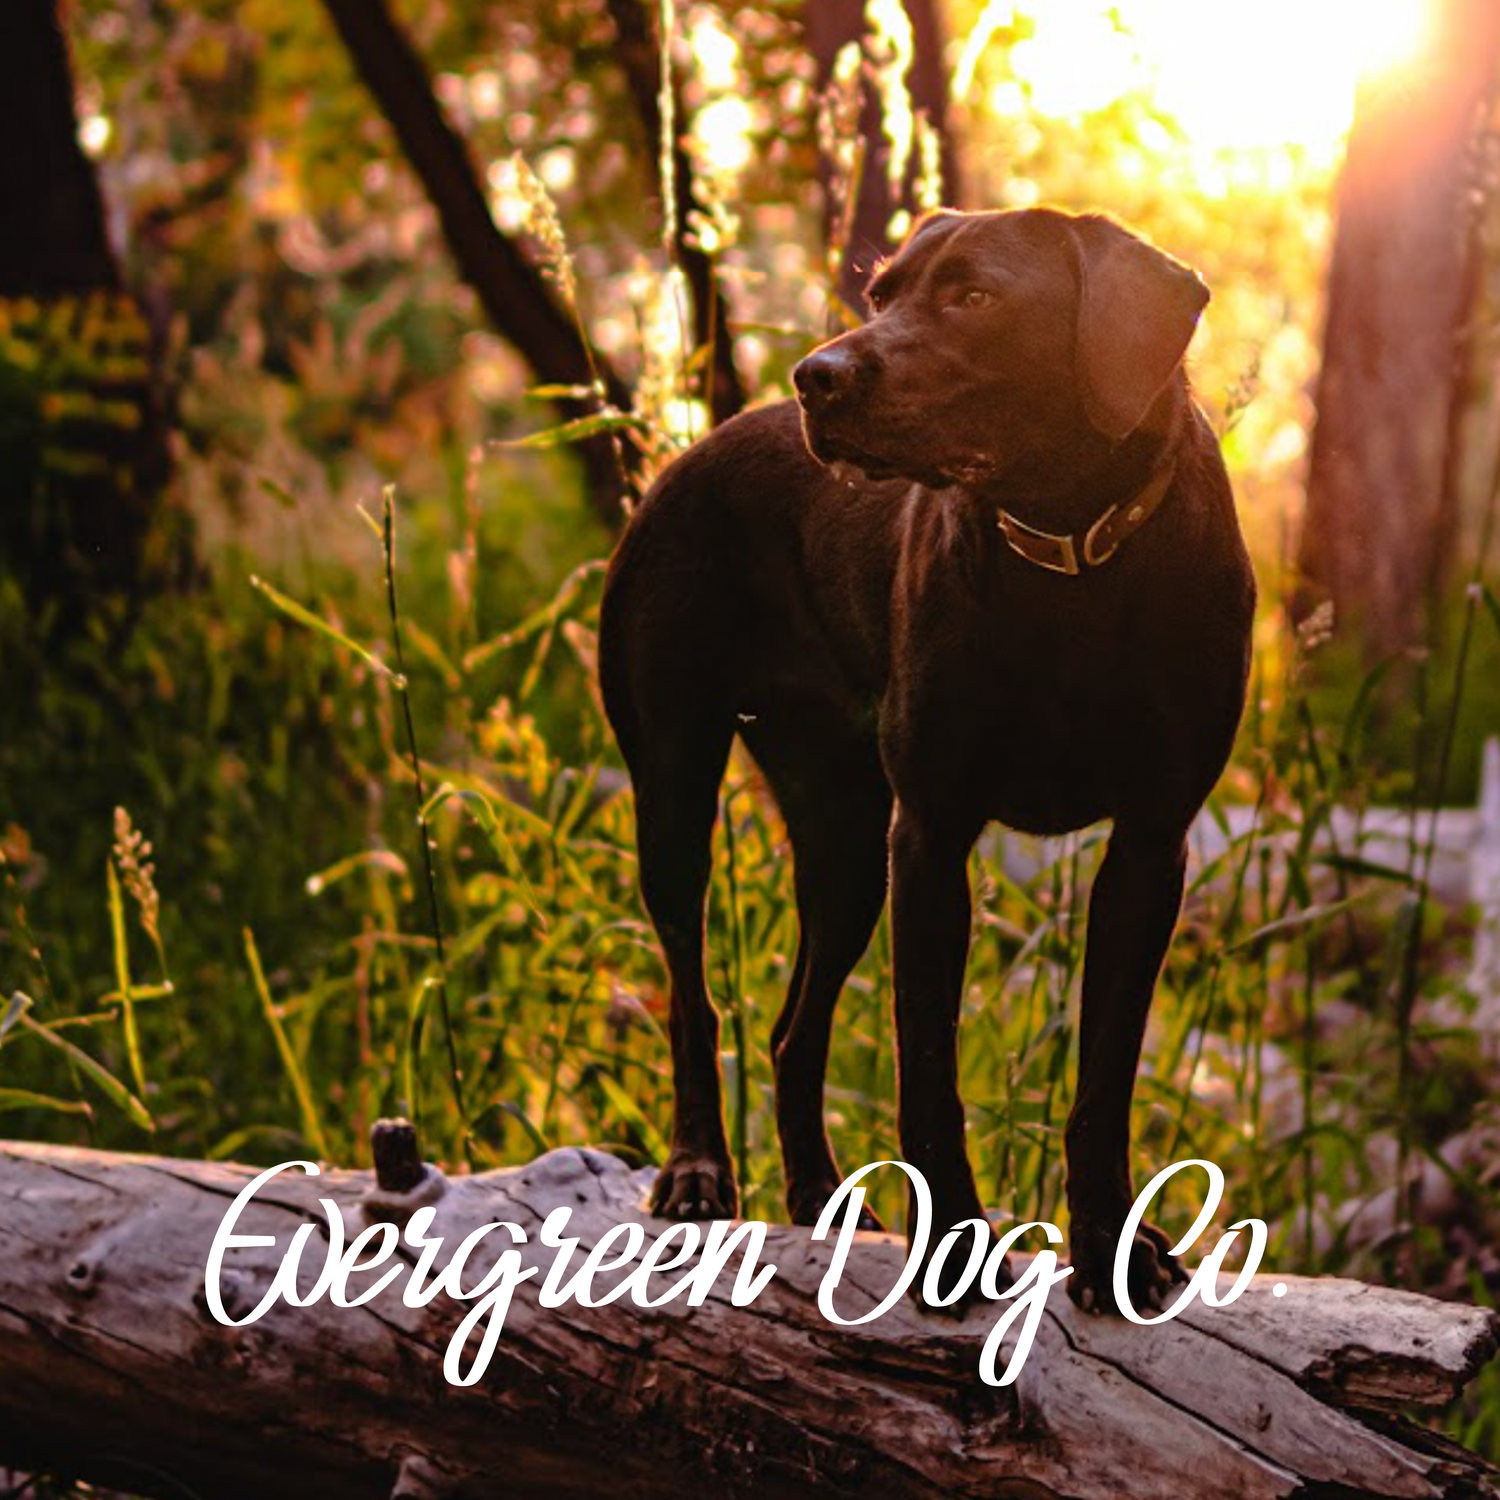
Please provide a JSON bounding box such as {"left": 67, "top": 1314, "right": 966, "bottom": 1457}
{"left": 1298, "top": 0, "right": 1500, "bottom": 657}
{"left": 805, "top": 0, "right": 962, "bottom": 309}
{"left": 0, "top": 0, "right": 168, "bottom": 616}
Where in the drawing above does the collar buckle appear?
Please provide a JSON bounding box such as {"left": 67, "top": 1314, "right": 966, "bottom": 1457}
{"left": 995, "top": 510, "right": 1080, "bottom": 575}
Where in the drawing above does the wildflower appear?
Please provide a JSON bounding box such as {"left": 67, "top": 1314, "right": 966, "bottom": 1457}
{"left": 605, "top": 979, "right": 650, "bottom": 1042}
{"left": 512, "top": 154, "right": 579, "bottom": 315}
{"left": 1296, "top": 600, "right": 1335, "bottom": 653}
{"left": 112, "top": 806, "right": 160, "bottom": 948}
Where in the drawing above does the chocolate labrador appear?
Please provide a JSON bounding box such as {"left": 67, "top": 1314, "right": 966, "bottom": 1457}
{"left": 598, "top": 206, "right": 1255, "bottom": 1313}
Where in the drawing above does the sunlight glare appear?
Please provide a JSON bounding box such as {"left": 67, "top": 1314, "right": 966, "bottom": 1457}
{"left": 999, "top": 0, "right": 1432, "bottom": 162}
{"left": 695, "top": 96, "right": 755, "bottom": 174}
{"left": 1351, "top": 0, "right": 1432, "bottom": 79}
{"left": 689, "top": 9, "right": 755, "bottom": 176}
{"left": 1010, "top": 4, "right": 1139, "bottom": 121}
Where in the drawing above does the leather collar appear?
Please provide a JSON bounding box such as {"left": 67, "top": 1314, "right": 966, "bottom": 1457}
{"left": 995, "top": 458, "right": 1176, "bottom": 576}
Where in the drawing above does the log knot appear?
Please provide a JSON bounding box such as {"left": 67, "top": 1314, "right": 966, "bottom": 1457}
{"left": 64, "top": 1255, "right": 99, "bottom": 1297}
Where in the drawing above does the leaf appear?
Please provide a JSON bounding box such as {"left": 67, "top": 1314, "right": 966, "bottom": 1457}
{"left": 462, "top": 558, "right": 606, "bottom": 671}
{"left": 423, "top": 762, "right": 554, "bottom": 840}
{"left": 0, "top": 991, "right": 31, "bottom": 1043}
{"left": 304, "top": 848, "right": 409, "bottom": 897}
{"left": 496, "top": 1099, "right": 551, "bottom": 1156}
{"left": 0, "top": 1089, "right": 91, "bottom": 1116}
{"left": 401, "top": 617, "right": 462, "bottom": 689}
{"left": 1226, "top": 897, "right": 1357, "bottom": 953}
{"left": 243, "top": 927, "right": 329, "bottom": 1160}
{"left": 255, "top": 473, "right": 301, "bottom": 511}
{"left": 354, "top": 501, "right": 384, "bottom": 542}
{"left": 98, "top": 982, "right": 175, "bottom": 1004}
{"left": 1314, "top": 852, "right": 1417, "bottom": 887}
{"left": 402, "top": 975, "right": 440, "bottom": 1129}
{"left": 426, "top": 788, "right": 547, "bottom": 927}
{"left": 493, "top": 410, "right": 646, "bottom": 450}
{"left": 1338, "top": 650, "right": 1402, "bottom": 764}
{"left": 1482, "top": 585, "right": 1500, "bottom": 648}
{"left": 250, "top": 575, "right": 405, "bottom": 686}
{"left": 17, "top": 1014, "right": 153, "bottom": 1132}
{"left": 525, "top": 382, "right": 600, "bottom": 401}
{"left": 206, "top": 1124, "right": 308, "bottom": 1162}
{"left": 594, "top": 1072, "right": 668, "bottom": 1163}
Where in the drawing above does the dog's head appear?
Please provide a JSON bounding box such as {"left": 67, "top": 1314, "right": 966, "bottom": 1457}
{"left": 793, "top": 207, "right": 1208, "bottom": 490}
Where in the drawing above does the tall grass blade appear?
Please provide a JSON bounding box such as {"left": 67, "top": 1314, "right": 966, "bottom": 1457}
{"left": 250, "top": 574, "right": 405, "bottom": 686}
{"left": 0, "top": 1089, "right": 92, "bottom": 1116}
{"left": 381, "top": 486, "right": 469, "bottom": 1146}
{"left": 17, "top": 1013, "right": 153, "bottom": 1132}
{"left": 105, "top": 861, "right": 148, "bottom": 1099}
{"left": 243, "top": 927, "right": 329, "bottom": 1160}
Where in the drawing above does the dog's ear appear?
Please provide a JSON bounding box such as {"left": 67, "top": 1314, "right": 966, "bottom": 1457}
{"left": 1070, "top": 216, "right": 1208, "bottom": 441}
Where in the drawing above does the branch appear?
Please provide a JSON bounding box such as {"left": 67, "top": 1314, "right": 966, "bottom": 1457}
{"left": 318, "top": 0, "right": 635, "bottom": 528}
{"left": 804, "top": 0, "right": 964, "bottom": 310}
{"left": 1, "top": 1139, "right": 1496, "bottom": 1500}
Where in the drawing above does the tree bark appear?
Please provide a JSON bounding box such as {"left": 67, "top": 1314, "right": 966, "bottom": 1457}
{"left": 603, "top": 0, "right": 746, "bottom": 427}
{"left": 0, "top": 1, "right": 118, "bottom": 297}
{"left": 1298, "top": 0, "right": 1500, "bottom": 656}
{"left": 0, "top": 0, "right": 165, "bottom": 608}
{"left": 1, "top": 1139, "right": 1497, "bottom": 1500}
{"left": 804, "top": 0, "right": 963, "bottom": 312}
{"left": 318, "top": 0, "right": 636, "bottom": 528}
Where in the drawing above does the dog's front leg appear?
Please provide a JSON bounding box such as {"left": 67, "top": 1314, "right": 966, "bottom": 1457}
{"left": 1065, "top": 823, "right": 1190, "bottom": 1315}
{"left": 888, "top": 802, "right": 993, "bottom": 1304}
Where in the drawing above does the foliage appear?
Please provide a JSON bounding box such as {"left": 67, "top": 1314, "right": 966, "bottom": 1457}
{"left": 0, "top": 289, "right": 158, "bottom": 602}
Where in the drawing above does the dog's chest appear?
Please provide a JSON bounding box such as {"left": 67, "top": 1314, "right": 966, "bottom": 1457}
{"left": 887, "top": 553, "right": 1147, "bottom": 831}
{"left": 985, "top": 605, "right": 1127, "bottom": 826}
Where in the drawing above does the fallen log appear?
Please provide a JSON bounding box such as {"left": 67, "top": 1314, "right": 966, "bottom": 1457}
{"left": 0, "top": 1136, "right": 1496, "bottom": 1500}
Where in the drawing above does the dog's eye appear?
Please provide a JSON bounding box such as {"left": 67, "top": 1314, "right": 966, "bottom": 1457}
{"left": 959, "top": 288, "right": 993, "bottom": 309}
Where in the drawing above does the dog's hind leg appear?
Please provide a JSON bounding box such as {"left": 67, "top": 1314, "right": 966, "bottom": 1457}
{"left": 600, "top": 524, "right": 745, "bottom": 1219}
{"left": 1065, "top": 821, "right": 1191, "bottom": 1314}
{"left": 626, "top": 716, "right": 739, "bottom": 1220}
{"left": 752, "top": 730, "right": 892, "bottom": 1227}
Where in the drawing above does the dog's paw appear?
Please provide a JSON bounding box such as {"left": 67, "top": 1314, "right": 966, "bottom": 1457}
{"left": 649, "top": 1153, "right": 738, "bottom": 1220}
{"left": 1068, "top": 1218, "right": 1186, "bottom": 1316}
{"left": 909, "top": 1219, "right": 1015, "bottom": 1317}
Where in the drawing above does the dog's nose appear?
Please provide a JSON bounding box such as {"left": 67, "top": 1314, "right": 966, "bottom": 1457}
{"left": 793, "top": 345, "right": 860, "bottom": 409}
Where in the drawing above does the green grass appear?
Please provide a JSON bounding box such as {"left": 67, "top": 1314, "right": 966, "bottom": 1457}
{"left": 5, "top": 155, "right": 1500, "bottom": 1462}
{"left": 3, "top": 463, "right": 1499, "bottom": 1468}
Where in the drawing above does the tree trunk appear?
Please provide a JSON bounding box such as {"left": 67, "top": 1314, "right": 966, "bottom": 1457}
{"left": 604, "top": 0, "right": 746, "bottom": 427}
{"left": 805, "top": 0, "right": 963, "bottom": 313}
{"left": 318, "top": 0, "right": 637, "bottom": 528}
{"left": 0, "top": 1, "right": 117, "bottom": 297}
{"left": 0, "top": 0, "right": 161, "bottom": 607}
{"left": 1298, "top": 0, "right": 1500, "bottom": 656}
{"left": 2, "top": 1138, "right": 1497, "bottom": 1500}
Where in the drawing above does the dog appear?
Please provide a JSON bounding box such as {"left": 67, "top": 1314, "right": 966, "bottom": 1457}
{"left": 598, "top": 206, "right": 1255, "bottom": 1314}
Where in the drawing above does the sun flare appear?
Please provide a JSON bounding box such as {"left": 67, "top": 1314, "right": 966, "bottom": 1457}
{"left": 999, "top": 0, "right": 1432, "bottom": 164}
